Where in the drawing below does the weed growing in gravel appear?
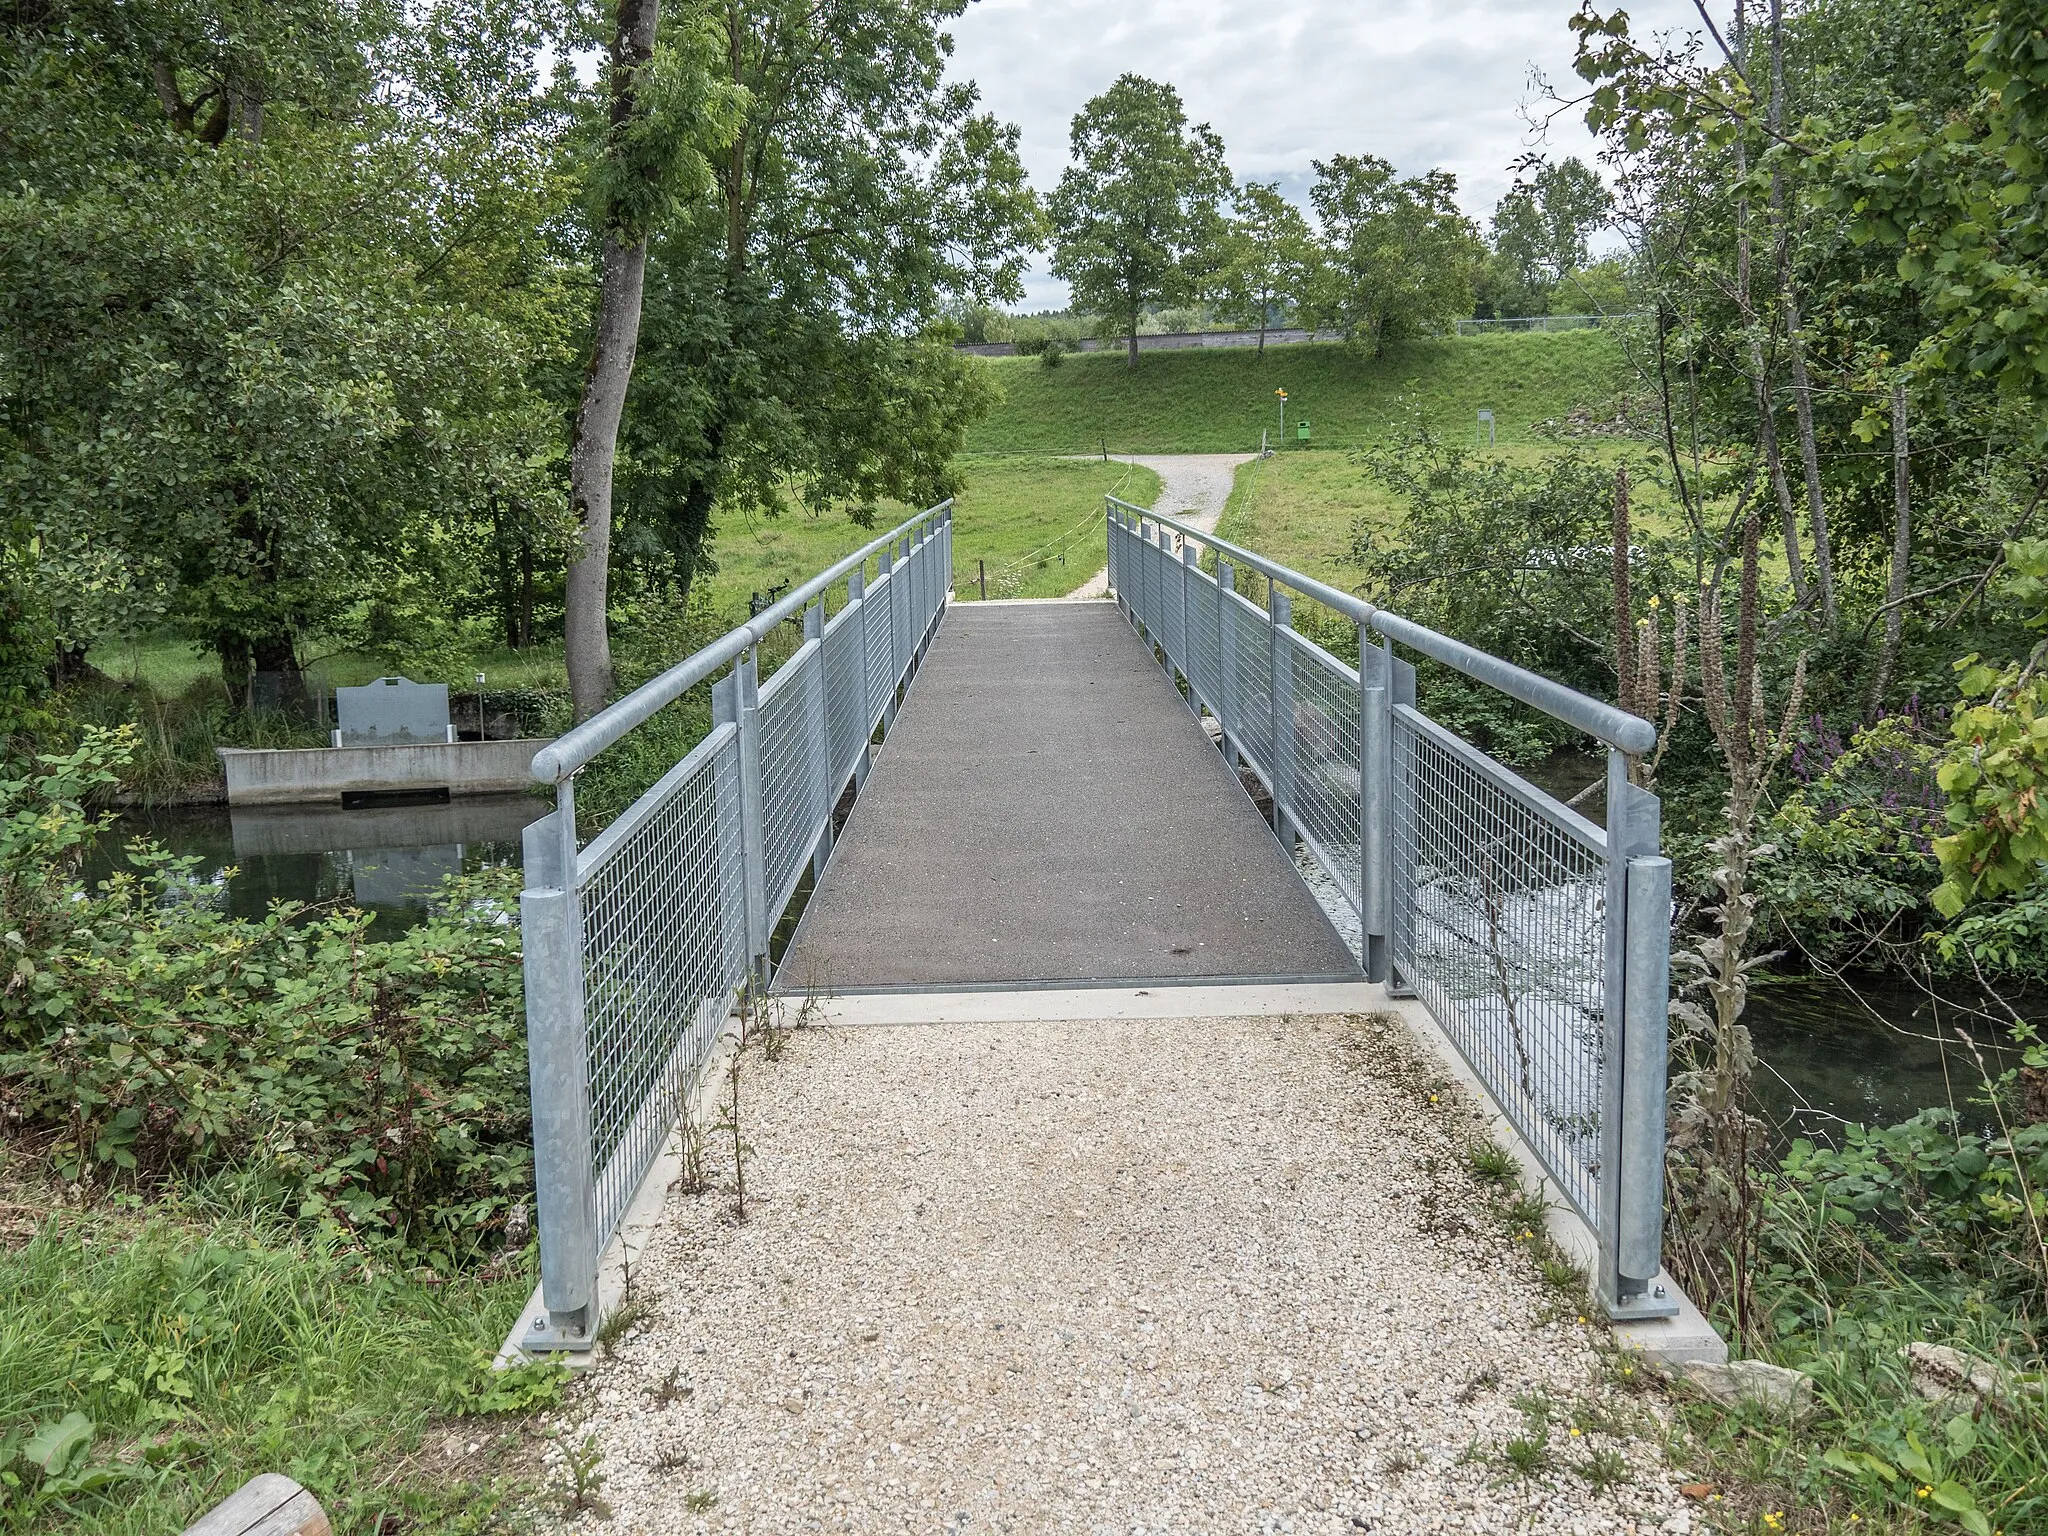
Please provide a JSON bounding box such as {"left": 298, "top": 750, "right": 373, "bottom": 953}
{"left": 561, "top": 1435, "right": 609, "bottom": 1519}
{"left": 1457, "top": 1365, "right": 1502, "bottom": 1402}
{"left": 1466, "top": 1139, "right": 1519, "bottom": 1187}
{"left": 683, "top": 1489, "right": 719, "bottom": 1511}
{"left": 713, "top": 1045, "right": 755, "bottom": 1222}
{"left": 1502, "top": 1389, "right": 1558, "bottom": 1478}
{"left": 1502, "top": 1434, "right": 1551, "bottom": 1477}
{"left": 597, "top": 1288, "right": 653, "bottom": 1355}
{"left": 1579, "top": 1445, "right": 1630, "bottom": 1491}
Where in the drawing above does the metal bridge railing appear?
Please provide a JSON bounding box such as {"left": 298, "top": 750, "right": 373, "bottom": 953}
{"left": 1107, "top": 497, "right": 1675, "bottom": 1320}
{"left": 518, "top": 501, "right": 952, "bottom": 1351}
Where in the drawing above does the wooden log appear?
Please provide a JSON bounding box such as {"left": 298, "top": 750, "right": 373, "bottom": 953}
{"left": 181, "top": 1474, "right": 331, "bottom": 1536}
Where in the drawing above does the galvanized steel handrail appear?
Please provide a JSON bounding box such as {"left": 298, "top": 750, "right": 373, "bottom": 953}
{"left": 518, "top": 500, "right": 953, "bottom": 1354}
{"left": 533, "top": 500, "right": 952, "bottom": 783}
{"left": 1110, "top": 496, "right": 1658, "bottom": 754}
{"left": 1106, "top": 498, "right": 1675, "bottom": 1323}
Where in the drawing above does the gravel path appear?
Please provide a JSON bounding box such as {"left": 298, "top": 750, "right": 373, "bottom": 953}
{"left": 548, "top": 1014, "right": 1685, "bottom": 1535}
{"left": 1069, "top": 453, "right": 1255, "bottom": 598}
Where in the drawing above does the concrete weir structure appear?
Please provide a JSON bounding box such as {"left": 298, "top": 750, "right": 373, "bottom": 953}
{"left": 218, "top": 738, "right": 553, "bottom": 806}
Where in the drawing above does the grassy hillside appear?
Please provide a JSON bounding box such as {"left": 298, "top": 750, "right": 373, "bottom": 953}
{"left": 965, "top": 330, "right": 1627, "bottom": 455}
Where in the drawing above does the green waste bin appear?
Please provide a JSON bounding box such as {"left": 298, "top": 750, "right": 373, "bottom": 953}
{"left": 1296, "top": 419, "right": 1311, "bottom": 441}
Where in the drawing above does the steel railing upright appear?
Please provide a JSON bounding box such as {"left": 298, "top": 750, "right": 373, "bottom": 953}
{"left": 1106, "top": 496, "right": 1675, "bottom": 1321}
{"left": 519, "top": 500, "right": 952, "bottom": 1352}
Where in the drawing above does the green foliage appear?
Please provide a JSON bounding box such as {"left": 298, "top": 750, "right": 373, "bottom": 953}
{"left": 1491, "top": 159, "right": 1612, "bottom": 300}
{"left": 615, "top": 0, "right": 1037, "bottom": 594}
{"left": 1756, "top": 716, "right": 1945, "bottom": 963}
{"left": 1931, "top": 539, "right": 2048, "bottom": 917}
{"left": 1347, "top": 427, "right": 1672, "bottom": 752}
{"left": 1306, "top": 155, "right": 1485, "bottom": 355}
{"left": 0, "top": 0, "right": 579, "bottom": 688}
{"left": 0, "top": 731, "right": 532, "bottom": 1265}
{"left": 1826, "top": 0, "right": 2048, "bottom": 421}
{"left": 1209, "top": 180, "right": 1317, "bottom": 341}
{"left": 1677, "top": 1106, "right": 2048, "bottom": 1535}
{"left": 1047, "top": 74, "right": 1232, "bottom": 359}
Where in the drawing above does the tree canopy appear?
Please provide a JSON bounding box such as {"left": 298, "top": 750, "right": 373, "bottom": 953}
{"left": 1047, "top": 74, "right": 1231, "bottom": 366}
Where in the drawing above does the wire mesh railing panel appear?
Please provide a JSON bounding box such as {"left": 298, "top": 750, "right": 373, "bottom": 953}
{"left": 1185, "top": 563, "right": 1223, "bottom": 709}
{"left": 864, "top": 570, "right": 896, "bottom": 727}
{"left": 1223, "top": 590, "right": 1275, "bottom": 777}
{"left": 757, "top": 648, "right": 817, "bottom": 912}
{"left": 1286, "top": 637, "right": 1363, "bottom": 917}
{"left": 1157, "top": 543, "right": 1186, "bottom": 668}
{"left": 824, "top": 604, "right": 865, "bottom": 785}
{"left": 576, "top": 730, "right": 745, "bottom": 1249}
{"left": 1390, "top": 706, "right": 1608, "bottom": 1221}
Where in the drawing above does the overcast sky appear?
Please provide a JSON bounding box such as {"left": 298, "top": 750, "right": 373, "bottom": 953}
{"left": 944, "top": 0, "right": 1705, "bottom": 310}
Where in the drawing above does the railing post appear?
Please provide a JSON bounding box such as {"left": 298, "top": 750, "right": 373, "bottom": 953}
{"left": 847, "top": 566, "right": 872, "bottom": 789}
{"left": 1269, "top": 587, "right": 1297, "bottom": 850}
{"left": 734, "top": 651, "right": 769, "bottom": 988}
{"left": 804, "top": 603, "right": 832, "bottom": 884}
{"left": 1217, "top": 562, "right": 1239, "bottom": 768}
{"left": 519, "top": 795, "right": 597, "bottom": 1352}
{"left": 1178, "top": 541, "right": 1200, "bottom": 715}
{"left": 1600, "top": 753, "right": 1677, "bottom": 1318}
{"left": 1385, "top": 640, "right": 1418, "bottom": 998}
{"left": 1359, "top": 633, "right": 1390, "bottom": 981}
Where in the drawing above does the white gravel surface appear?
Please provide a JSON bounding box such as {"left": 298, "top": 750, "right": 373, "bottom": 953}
{"left": 548, "top": 1013, "right": 1685, "bottom": 1534}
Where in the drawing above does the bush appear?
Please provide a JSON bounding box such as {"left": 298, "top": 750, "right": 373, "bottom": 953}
{"left": 1755, "top": 715, "right": 1944, "bottom": 965}
{"left": 0, "top": 732, "right": 531, "bottom": 1267}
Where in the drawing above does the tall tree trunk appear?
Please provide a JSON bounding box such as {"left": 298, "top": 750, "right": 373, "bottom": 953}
{"left": 1871, "top": 383, "right": 1912, "bottom": 712}
{"left": 1126, "top": 320, "right": 1139, "bottom": 367}
{"left": 564, "top": 0, "right": 663, "bottom": 723}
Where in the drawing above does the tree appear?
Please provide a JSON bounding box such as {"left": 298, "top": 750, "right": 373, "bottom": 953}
{"left": 0, "top": 0, "right": 577, "bottom": 702}
{"left": 1491, "top": 157, "right": 1611, "bottom": 303}
{"left": 1047, "top": 75, "right": 1230, "bottom": 366}
{"left": 1306, "top": 155, "right": 1484, "bottom": 354}
{"left": 612, "top": 0, "right": 1039, "bottom": 605}
{"left": 562, "top": 0, "right": 736, "bottom": 720}
{"left": 1209, "top": 180, "right": 1316, "bottom": 351}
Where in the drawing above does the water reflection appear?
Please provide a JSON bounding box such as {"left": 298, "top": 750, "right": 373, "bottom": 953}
{"left": 1744, "top": 974, "right": 2029, "bottom": 1142}
{"left": 96, "top": 796, "right": 546, "bottom": 930}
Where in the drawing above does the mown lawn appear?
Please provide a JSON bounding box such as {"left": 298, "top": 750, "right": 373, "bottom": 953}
{"left": 965, "top": 330, "right": 1628, "bottom": 456}
{"left": 1212, "top": 442, "right": 1690, "bottom": 594}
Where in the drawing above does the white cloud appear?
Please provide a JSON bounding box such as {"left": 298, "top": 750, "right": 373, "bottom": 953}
{"left": 945, "top": 0, "right": 1706, "bottom": 309}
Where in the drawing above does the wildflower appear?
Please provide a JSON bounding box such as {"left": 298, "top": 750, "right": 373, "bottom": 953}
{"left": 1568, "top": 1427, "right": 1582, "bottom": 1438}
{"left": 1917, "top": 1486, "right": 1932, "bottom": 1499}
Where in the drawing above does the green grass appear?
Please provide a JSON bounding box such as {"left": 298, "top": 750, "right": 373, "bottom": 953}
{"left": 965, "top": 330, "right": 1627, "bottom": 455}
{"left": 0, "top": 1171, "right": 550, "bottom": 1535}
{"left": 1212, "top": 440, "right": 1689, "bottom": 596}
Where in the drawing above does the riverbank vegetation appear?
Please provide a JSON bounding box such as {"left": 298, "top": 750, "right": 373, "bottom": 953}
{"left": 0, "top": 734, "right": 553, "bottom": 1531}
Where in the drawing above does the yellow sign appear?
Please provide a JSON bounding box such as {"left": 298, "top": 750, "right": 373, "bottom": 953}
{"left": 1275, "top": 388, "right": 1288, "bottom": 399}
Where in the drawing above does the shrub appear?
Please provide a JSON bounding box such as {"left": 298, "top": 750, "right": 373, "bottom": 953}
{"left": 1755, "top": 715, "right": 1944, "bottom": 965}
{"left": 0, "top": 731, "right": 531, "bottom": 1267}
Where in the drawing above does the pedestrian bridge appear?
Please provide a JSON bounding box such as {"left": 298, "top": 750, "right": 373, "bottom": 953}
{"left": 514, "top": 498, "right": 1679, "bottom": 1360}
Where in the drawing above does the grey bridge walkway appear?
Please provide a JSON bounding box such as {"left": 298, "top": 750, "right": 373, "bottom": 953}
{"left": 776, "top": 602, "right": 1360, "bottom": 992}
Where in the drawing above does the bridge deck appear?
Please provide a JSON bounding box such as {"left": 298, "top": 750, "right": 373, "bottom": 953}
{"left": 775, "top": 601, "right": 1360, "bottom": 992}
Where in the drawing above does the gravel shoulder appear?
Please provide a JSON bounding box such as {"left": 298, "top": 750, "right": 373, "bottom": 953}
{"left": 549, "top": 1012, "right": 1684, "bottom": 1535}
{"left": 1068, "top": 453, "right": 1254, "bottom": 598}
